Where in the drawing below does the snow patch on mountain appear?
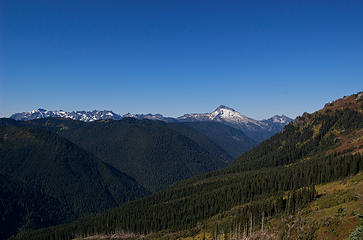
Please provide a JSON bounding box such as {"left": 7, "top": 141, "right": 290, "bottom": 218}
{"left": 10, "top": 109, "right": 122, "bottom": 122}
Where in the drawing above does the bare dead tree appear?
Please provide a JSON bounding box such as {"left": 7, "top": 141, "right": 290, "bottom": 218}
{"left": 249, "top": 213, "right": 253, "bottom": 236}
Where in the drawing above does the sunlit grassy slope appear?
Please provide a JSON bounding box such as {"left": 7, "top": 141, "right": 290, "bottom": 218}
{"left": 176, "top": 171, "right": 363, "bottom": 240}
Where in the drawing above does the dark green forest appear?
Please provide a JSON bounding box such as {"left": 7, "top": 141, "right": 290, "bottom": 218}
{"left": 0, "top": 119, "right": 149, "bottom": 239}
{"left": 0, "top": 174, "right": 65, "bottom": 240}
{"left": 22, "top": 118, "right": 233, "bottom": 191}
{"left": 14, "top": 152, "right": 362, "bottom": 240}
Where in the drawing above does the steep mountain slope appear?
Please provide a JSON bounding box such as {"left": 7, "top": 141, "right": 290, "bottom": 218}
{"left": 178, "top": 105, "right": 293, "bottom": 142}
{"left": 23, "top": 118, "right": 232, "bottom": 192}
{"left": 0, "top": 119, "right": 149, "bottom": 221}
{"left": 165, "top": 123, "right": 236, "bottom": 160}
{"left": 0, "top": 174, "right": 65, "bottom": 240}
{"left": 16, "top": 92, "right": 362, "bottom": 240}
{"left": 175, "top": 121, "right": 256, "bottom": 158}
{"left": 228, "top": 92, "right": 363, "bottom": 173}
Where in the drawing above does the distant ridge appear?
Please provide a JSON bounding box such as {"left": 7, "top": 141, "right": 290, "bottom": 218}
{"left": 10, "top": 109, "right": 122, "bottom": 122}
{"left": 11, "top": 106, "right": 292, "bottom": 143}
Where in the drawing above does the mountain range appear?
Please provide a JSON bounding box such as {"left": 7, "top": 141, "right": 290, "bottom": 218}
{"left": 0, "top": 105, "right": 292, "bottom": 239}
{"left": 10, "top": 105, "right": 293, "bottom": 143}
{"left": 12, "top": 92, "right": 363, "bottom": 240}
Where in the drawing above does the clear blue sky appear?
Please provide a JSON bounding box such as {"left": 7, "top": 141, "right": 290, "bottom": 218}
{"left": 0, "top": 0, "right": 362, "bottom": 119}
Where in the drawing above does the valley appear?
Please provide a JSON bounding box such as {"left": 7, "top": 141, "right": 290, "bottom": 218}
{"left": 5, "top": 92, "right": 362, "bottom": 240}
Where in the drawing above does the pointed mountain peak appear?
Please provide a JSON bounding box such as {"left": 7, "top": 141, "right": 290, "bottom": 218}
{"left": 215, "top": 105, "right": 236, "bottom": 112}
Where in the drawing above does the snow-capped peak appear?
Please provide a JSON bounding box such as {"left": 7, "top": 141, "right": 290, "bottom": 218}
{"left": 178, "top": 105, "right": 263, "bottom": 126}
{"left": 268, "top": 115, "right": 292, "bottom": 124}
{"left": 10, "top": 109, "right": 122, "bottom": 122}
{"left": 210, "top": 105, "right": 262, "bottom": 125}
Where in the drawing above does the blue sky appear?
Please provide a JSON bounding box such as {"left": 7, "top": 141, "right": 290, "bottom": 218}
{"left": 1, "top": 0, "right": 362, "bottom": 119}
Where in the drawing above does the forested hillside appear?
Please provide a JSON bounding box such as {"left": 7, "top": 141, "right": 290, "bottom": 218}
{"left": 0, "top": 174, "right": 65, "bottom": 240}
{"left": 14, "top": 92, "right": 363, "bottom": 240}
{"left": 0, "top": 119, "right": 149, "bottom": 238}
{"left": 23, "top": 118, "right": 232, "bottom": 191}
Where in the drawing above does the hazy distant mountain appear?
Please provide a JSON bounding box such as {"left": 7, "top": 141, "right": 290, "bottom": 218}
{"left": 261, "top": 114, "right": 293, "bottom": 132}
{"left": 122, "top": 113, "right": 179, "bottom": 122}
{"left": 178, "top": 105, "right": 293, "bottom": 142}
